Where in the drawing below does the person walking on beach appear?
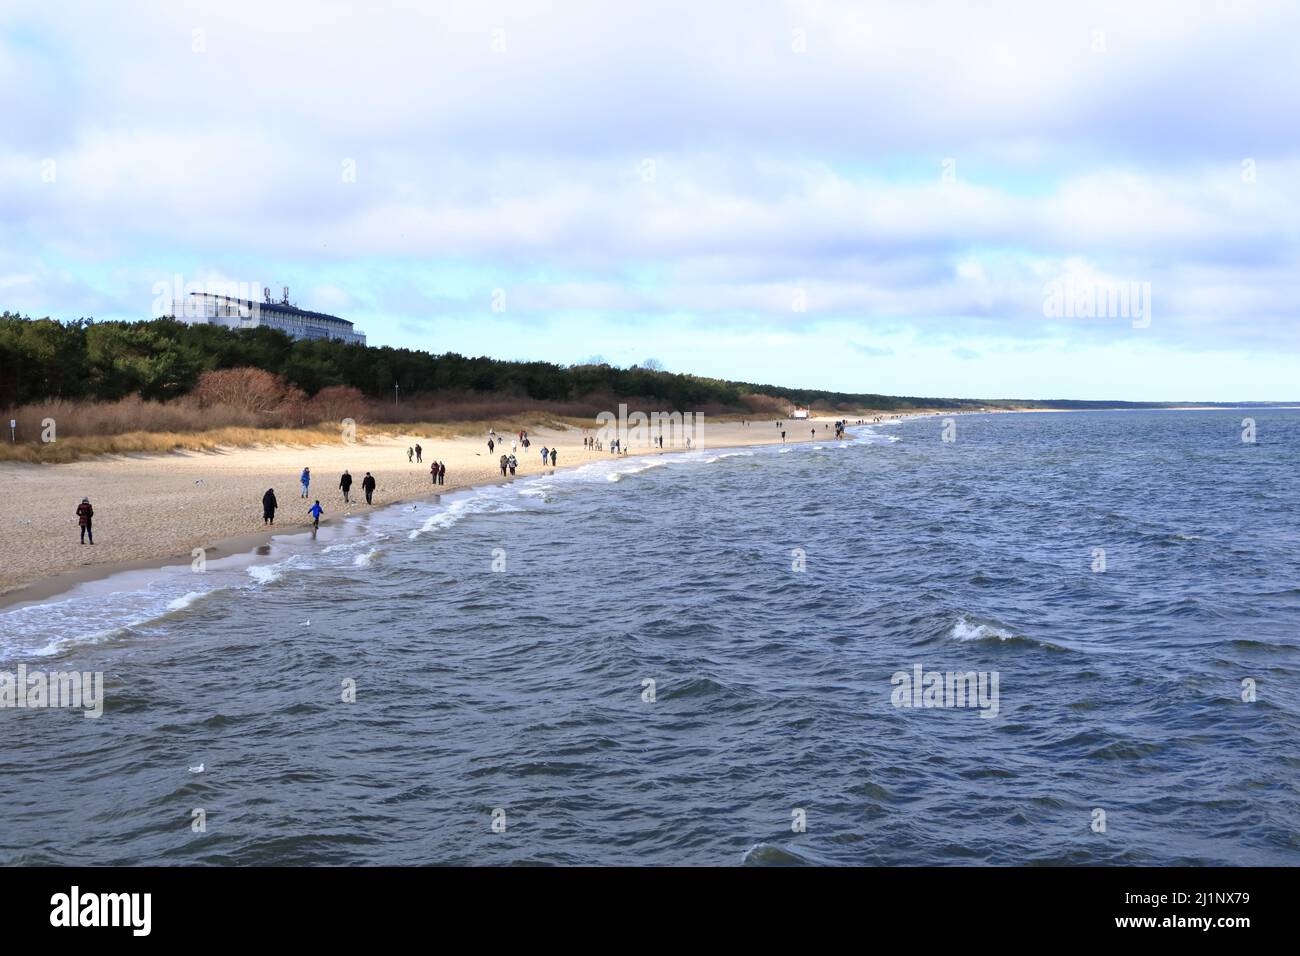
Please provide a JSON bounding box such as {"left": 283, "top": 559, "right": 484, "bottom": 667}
{"left": 540, "top": 445, "right": 549, "bottom": 466}
{"left": 300, "top": 467, "right": 311, "bottom": 497}
{"left": 508, "top": 454, "right": 517, "bottom": 475}
{"left": 488, "top": 438, "right": 495, "bottom": 454}
{"left": 511, "top": 438, "right": 517, "bottom": 455}
{"left": 308, "top": 499, "right": 324, "bottom": 528}
{"left": 362, "top": 472, "right": 376, "bottom": 505}
{"left": 262, "top": 488, "right": 278, "bottom": 525}
{"left": 437, "top": 461, "right": 446, "bottom": 485}
{"left": 550, "top": 448, "right": 557, "bottom": 466}
{"left": 76, "top": 497, "right": 94, "bottom": 544}
{"left": 339, "top": 470, "right": 353, "bottom": 503}
{"left": 415, "top": 443, "right": 422, "bottom": 463}
{"left": 500, "top": 453, "right": 509, "bottom": 477}
{"left": 407, "top": 447, "right": 414, "bottom": 463}
{"left": 781, "top": 430, "right": 786, "bottom": 443}
{"left": 431, "top": 461, "right": 438, "bottom": 485}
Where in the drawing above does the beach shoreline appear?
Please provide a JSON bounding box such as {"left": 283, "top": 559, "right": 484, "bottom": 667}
{"left": 0, "top": 411, "right": 980, "bottom": 610}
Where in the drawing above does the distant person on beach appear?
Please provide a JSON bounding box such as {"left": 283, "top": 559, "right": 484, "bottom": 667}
{"left": 339, "top": 470, "right": 353, "bottom": 503}
{"left": 500, "top": 453, "right": 509, "bottom": 476}
{"left": 300, "top": 467, "right": 311, "bottom": 497}
{"left": 438, "top": 461, "right": 446, "bottom": 485}
{"left": 511, "top": 438, "right": 517, "bottom": 454}
{"left": 414, "top": 444, "right": 422, "bottom": 463}
{"left": 262, "top": 489, "right": 277, "bottom": 525}
{"left": 76, "top": 497, "right": 94, "bottom": 544}
{"left": 308, "top": 499, "right": 323, "bottom": 528}
{"left": 488, "top": 438, "right": 495, "bottom": 454}
{"left": 781, "top": 431, "right": 786, "bottom": 442}
{"left": 407, "top": 447, "right": 414, "bottom": 462}
{"left": 550, "top": 448, "right": 557, "bottom": 466}
{"left": 430, "top": 461, "right": 438, "bottom": 485}
{"left": 540, "top": 446, "right": 549, "bottom": 465}
{"left": 362, "top": 472, "right": 376, "bottom": 504}
{"left": 508, "top": 454, "right": 517, "bottom": 475}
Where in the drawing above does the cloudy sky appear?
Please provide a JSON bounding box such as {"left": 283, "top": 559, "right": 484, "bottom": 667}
{"left": 2, "top": 1, "right": 1297, "bottom": 400}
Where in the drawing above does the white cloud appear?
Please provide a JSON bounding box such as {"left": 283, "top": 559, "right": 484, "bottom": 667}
{"left": 2, "top": 0, "right": 1299, "bottom": 396}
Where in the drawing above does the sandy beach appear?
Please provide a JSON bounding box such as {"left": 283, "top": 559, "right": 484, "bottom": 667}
{"left": 0, "top": 415, "right": 908, "bottom": 606}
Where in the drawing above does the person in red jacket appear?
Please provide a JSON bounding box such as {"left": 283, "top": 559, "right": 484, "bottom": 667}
{"left": 76, "top": 497, "right": 94, "bottom": 544}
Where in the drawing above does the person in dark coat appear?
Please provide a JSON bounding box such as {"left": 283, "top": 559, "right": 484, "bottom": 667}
{"left": 339, "top": 470, "right": 353, "bottom": 503}
{"left": 361, "top": 472, "right": 377, "bottom": 504}
{"left": 262, "top": 489, "right": 278, "bottom": 525}
{"left": 76, "top": 497, "right": 94, "bottom": 544}
{"left": 499, "top": 453, "right": 509, "bottom": 476}
{"left": 438, "top": 461, "right": 445, "bottom": 485}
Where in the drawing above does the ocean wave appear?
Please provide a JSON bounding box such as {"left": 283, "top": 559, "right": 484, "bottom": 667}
{"left": 167, "top": 591, "right": 208, "bottom": 611}
{"left": 408, "top": 492, "right": 525, "bottom": 539}
{"left": 741, "top": 842, "right": 815, "bottom": 866}
{"left": 948, "top": 616, "right": 1016, "bottom": 642}
{"left": 700, "top": 451, "right": 754, "bottom": 463}
{"left": 944, "top": 615, "right": 1067, "bottom": 651}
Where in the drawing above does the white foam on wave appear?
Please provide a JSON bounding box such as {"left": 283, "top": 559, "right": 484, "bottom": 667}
{"left": 699, "top": 450, "right": 754, "bottom": 464}
{"left": 408, "top": 492, "right": 524, "bottom": 540}
{"left": 948, "top": 616, "right": 1016, "bottom": 642}
{"left": 247, "top": 564, "right": 283, "bottom": 585}
{"left": 353, "top": 548, "right": 380, "bottom": 567}
{"left": 167, "top": 591, "right": 207, "bottom": 611}
{"left": 605, "top": 459, "right": 671, "bottom": 481}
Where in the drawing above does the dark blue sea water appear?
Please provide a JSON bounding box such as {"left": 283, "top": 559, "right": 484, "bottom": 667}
{"left": 2, "top": 409, "right": 1298, "bottom": 865}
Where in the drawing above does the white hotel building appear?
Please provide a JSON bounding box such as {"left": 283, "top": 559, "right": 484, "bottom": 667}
{"left": 175, "top": 291, "right": 366, "bottom": 346}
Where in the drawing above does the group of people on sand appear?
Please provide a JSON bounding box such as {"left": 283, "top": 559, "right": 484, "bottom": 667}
{"left": 259, "top": 437, "right": 457, "bottom": 530}
{"left": 405, "top": 442, "right": 447, "bottom": 484}
{"left": 263, "top": 467, "right": 378, "bottom": 528}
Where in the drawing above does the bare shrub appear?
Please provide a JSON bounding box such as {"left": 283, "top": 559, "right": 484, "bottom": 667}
{"left": 305, "top": 385, "right": 366, "bottom": 424}
{"left": 193, "top": 368, "right": 293, "bottom": 415}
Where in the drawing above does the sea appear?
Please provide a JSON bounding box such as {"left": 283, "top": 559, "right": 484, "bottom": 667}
{"left": 1, "top": 409, "right": 1297, "bottom": 865}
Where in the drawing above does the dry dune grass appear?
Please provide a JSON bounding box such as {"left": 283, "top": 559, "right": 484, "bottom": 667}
{"left": 0, "top": 413, "right": 599, "bottom": 463}
{"left": 0, "top": 386, "right": 780, "bottom": 463}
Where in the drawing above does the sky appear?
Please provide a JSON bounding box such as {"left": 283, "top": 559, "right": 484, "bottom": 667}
{"left": 2, "top": 0, "right": 1298, "bottom": 401}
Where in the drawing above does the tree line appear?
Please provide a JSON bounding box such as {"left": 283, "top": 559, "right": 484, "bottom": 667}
{"left": 0, "top": 311, "right": 982, "bottom": 412}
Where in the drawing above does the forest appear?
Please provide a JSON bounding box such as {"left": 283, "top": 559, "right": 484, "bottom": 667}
{"left": 0, "top": 311, "right": 982, "bottom": 414}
